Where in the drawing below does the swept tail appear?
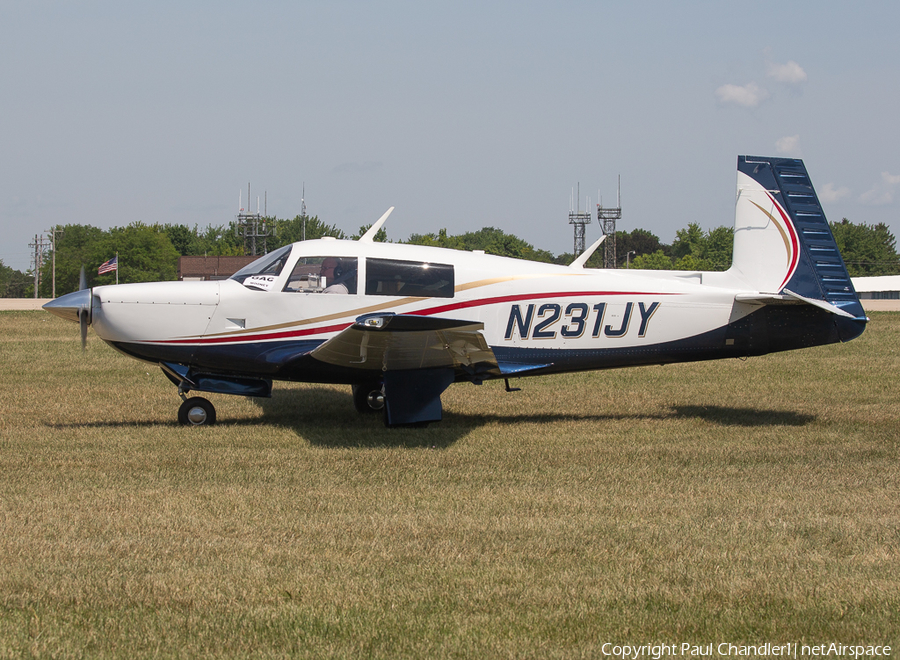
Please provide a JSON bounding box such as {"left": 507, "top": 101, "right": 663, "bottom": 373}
{"left": 729, "top": 156, "right": 866, "bottom": 342}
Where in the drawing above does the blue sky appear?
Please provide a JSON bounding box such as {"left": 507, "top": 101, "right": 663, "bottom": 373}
{"left": 3, "top": 1, "right": 898, "bottom": 272}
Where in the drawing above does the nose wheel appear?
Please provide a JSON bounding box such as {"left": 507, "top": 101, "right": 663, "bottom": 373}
{"left": 178, "top": 396, "right": 217, "bottom": 426}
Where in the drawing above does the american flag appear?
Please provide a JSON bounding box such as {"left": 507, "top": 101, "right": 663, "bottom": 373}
{"left": 98, "top": 256, "right": 118, "bottom": 274}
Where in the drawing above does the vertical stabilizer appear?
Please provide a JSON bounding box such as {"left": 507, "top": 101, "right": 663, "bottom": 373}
{"left": 730, "top": 156, "right": 865, "bottom": 320}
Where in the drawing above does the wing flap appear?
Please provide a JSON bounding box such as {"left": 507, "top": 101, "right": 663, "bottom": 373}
{"left": 310, "top": 313, "right": 499, "bottom": 375}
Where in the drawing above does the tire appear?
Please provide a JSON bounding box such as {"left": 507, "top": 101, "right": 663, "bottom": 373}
{"left": 352, "top": 382, "right": 385, "bottom": 414}
{"left": 178, "top": 397, "right": 217, "bottom": 426}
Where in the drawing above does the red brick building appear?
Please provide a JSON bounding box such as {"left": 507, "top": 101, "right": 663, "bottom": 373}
{"left": 177, "top": 256, "right": 258, "bottom": 281}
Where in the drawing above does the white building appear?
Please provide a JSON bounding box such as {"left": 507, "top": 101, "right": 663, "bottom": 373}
{"left": 852, "top": 276, "right": 900, "bottom": 311}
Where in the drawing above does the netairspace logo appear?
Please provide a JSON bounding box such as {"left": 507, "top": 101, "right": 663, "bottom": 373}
{"left": 598, "top": 643, "right": 893, "bottom": 659}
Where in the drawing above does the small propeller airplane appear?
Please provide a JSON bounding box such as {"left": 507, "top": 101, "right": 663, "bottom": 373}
{"left": 45, "top": 156, "right": 867, "bottom": 427}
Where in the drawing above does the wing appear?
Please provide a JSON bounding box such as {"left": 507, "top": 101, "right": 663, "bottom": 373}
{"left": 309, "top": 313, "right": 499, "bottom": 379}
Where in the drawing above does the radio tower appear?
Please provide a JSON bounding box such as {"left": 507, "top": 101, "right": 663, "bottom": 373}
{"left": 598, "top": 176, "right": 622, "bottom": 268}
{"left": 235, "top": 182, "right": 274, "bottom": 256}
{"left": 300, "top": 183, "right": 308, "bottom": 242}
{"left": 568, "top": 183, "right": 592, "bottom": 257}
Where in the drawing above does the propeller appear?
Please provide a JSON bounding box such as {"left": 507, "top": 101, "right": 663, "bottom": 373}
{"left": 80, "top": 308, "right": 89, "bottom": 351}
{"left": 42, "top": 267, "right": 93, "bottom": 350}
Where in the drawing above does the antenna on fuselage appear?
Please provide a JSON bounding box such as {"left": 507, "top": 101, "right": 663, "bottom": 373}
{"left": 569, "top": 234, "right": 606, "bottom": 269}
{"left": 359, "top": 207, "right": 395, "bottom": 242}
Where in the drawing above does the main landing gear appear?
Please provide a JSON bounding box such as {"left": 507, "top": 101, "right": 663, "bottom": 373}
{"left": 178, "top": 395, "right": 216, "bottom": 426}
{"left": 352, "top": 381, "right": 385, "bottom": 414}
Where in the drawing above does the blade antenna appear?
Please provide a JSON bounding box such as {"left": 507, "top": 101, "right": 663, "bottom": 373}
{"left": 359, "top": 207, "right": 394, "bottom": 242}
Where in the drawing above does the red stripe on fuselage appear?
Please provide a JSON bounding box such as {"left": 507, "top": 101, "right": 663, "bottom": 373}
{"left": 149, "top": 289, "right": 680, "bottom": 345}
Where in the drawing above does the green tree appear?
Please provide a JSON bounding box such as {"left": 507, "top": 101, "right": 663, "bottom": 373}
{"left": 407, "top": 228, "right": 465, "bottom": 250}
{"left": 673, "top": 254, "right": 712, "bottom": 271}
{"left": 669, "top": 223, "right": 732, "bottom": 271}
{"left": 351, "top": 224, "right": 389, "bottom": 242}
{"left": 631, "top": 250, "right": 674, "bottom": 270}
{"left": 704, "top": 226, "right": 734, "bottom": 270}
{"left": 616, "top": 228, "right": 666, "bottom": 266}
{"left": 39, "top": 224, "right": 105, "bottom": 296}
{"left": 672, "top": 222, "right": 706, "bottom": 260}
{"left": 94, "top": 223, "right": 180, "bottom": 284}
{"left": 162, "top": 224, "right": 203, "bottom": 256}
{"left": 0, "top": 260, "right": 31, "bottom": 297}
{"left": 160, "top": 223, "right": 244, "bottom": 256}
{"left": 40, "top": 223, "right": 180, "bottom": 295}
{"left": 407, "top": 227, "right": 555, "bottom": 262}
{"left": 273, "top": 215, "right": 347, "bottom": 247}
{"left": 830, "top": 218, "right": 899, "bottom": 276}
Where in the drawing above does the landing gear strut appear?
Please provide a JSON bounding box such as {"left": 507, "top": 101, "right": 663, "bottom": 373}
{"left": 178, "top": 396, "right": 216, "bottom": 426}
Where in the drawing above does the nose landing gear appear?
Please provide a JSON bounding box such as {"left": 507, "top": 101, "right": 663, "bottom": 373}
{"left": 177, "top": 395, "right": 217, "bottom": 426}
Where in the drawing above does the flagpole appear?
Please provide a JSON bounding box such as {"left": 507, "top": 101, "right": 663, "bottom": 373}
{"left": 116, "top": 252, "right": 119, "bottom": 285}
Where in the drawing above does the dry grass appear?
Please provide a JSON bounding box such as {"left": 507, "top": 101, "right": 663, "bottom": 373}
{"left": 0, "top": 311, "right": 898, "bottom": 658}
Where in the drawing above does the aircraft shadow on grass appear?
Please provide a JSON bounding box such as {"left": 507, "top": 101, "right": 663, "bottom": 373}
{"left": 249, "top": 389, "right": 816, "bottom": 448}
{"left": 45, "top": 390, "right": 815, "bottom": 449}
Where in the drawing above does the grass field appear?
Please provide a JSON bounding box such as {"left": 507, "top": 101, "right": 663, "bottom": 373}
{"left": 1, "top": 311, "right": 898, "bottom": 658}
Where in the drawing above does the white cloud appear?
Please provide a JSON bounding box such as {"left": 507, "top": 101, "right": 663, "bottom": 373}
{"left": 767, "top": 60, "right": 807, "bottom": 85}
{"left": 818, "top": 183, "right": 851, "bottom": 204}
{"left": 715, "top": 82, "right": 769, "bottom": 108}
{"left": 859, "top": 172, "right": 900, "bottom": 206}
{"left": 775, "top": 135, "right": 801, "bottom": 157}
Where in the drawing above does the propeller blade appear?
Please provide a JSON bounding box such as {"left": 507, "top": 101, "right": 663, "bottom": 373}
{"left": 79, "top": 308, "right": 88, "bottom": 351}
{"left": 79, "top": 266, "right": 87, "bottom": 291}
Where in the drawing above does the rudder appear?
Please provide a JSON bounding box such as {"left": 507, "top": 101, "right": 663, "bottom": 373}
{"left": 731, "top": 156, "right": 866, "bottom": 321}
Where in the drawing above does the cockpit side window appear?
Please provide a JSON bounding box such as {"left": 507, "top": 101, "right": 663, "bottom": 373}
{"left": 365, "top": 258, "right": 454, "bottom": 298}
{"left": 284, "top": 257, "right": 358, "bottom": 294}
{"left": 230, "top": 245, "right": 293, "bottom": 291}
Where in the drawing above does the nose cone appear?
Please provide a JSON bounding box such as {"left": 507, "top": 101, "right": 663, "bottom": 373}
{"left": 43, "top": 289, "right": 92, "bottom": 324}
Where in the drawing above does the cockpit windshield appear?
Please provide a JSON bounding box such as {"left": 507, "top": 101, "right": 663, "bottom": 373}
{"left": 229, "top": 245, "right": 293, "bottom": 291}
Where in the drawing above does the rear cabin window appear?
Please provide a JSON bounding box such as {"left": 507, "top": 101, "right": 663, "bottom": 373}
{"left": 283, "top": 257, "right": 358, "bottom": 294}
{"left": 365, "top": 258, "right": 454, "bottom": 298}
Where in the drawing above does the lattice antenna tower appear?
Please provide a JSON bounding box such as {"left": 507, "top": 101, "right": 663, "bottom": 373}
{"left": 568, "top": 182, "right": 592, "bottom": 256}
{"left": 300, "top": 183, "right": 308, "bottom": 242}
{"left": 235, "top": 182, "right": 274, "bottom": 256}
{"left": 598, "top": 176, "right": 622, "bottom": 268}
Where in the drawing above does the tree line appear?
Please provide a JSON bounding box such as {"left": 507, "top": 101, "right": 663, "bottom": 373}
{"left": 2, "top": 214, "right": 897, "bottom": 298}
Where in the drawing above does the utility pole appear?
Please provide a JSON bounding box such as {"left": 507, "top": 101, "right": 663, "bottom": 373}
{"left": 29, "top": 234, "right": 48, "bottom": 298}
{"left": 46, "top": 225, "right": 63, "bottom": 299}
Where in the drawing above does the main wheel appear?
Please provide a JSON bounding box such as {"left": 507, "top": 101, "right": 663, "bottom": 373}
{"left": 178, "top": 397, "right": 217, "bottom": 426}
{"left": 352, "top": 382, "right": 385, "bottom": 414}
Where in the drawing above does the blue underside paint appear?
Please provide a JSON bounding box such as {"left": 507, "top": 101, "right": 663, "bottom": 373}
{"left": 111, "top": 304, "right": 865, "bottom": 397}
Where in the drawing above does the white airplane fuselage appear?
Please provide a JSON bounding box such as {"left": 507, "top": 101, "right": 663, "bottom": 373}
{"left": 45, "top": 157, "right": 868, "bottom": 426}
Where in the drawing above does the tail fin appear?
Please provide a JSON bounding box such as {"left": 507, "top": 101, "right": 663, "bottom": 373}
{"left": 730, "top": 156, "right": 866, "bottom": 321}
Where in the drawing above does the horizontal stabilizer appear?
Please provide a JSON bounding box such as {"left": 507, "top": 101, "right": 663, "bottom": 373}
{"left": 734, "top": 290, "right": 865, "bottom": 320}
